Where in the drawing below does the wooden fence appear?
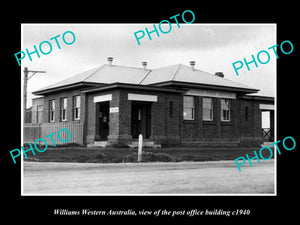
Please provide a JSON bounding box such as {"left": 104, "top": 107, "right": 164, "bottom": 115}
{"left": 23, "top": 122, "right": 84, "bottom": 146}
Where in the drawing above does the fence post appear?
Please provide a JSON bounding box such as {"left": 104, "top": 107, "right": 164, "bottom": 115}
{"left": 138, "top": 134, "right": 143, "bottom": 162}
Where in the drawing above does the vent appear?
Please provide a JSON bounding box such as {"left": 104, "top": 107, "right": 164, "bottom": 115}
{"left": 142, "top": 62, "right": 147, "bottom": 70}
{"left": 215, "top": 72, "right": 224, "bottom": 78}
{"left": 190, "top": 61, "right": 196, "bottom": 71}
{"left": 107, "top": 57, "right": 113, "bottom": 66}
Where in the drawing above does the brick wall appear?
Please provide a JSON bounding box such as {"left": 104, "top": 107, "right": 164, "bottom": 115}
{"left": 86, "top": 90, "right": 115, "bottom": 144}
{"left": 38, "top": 86, "right": 263, "bottom": 147}
{"left": 164, "top": 94, "right": 181, "bottom": 144}
{"left": 40, "top": 88, "right": 86, "bottom": 145}
{"left": 116, "top": 89, "right": 182, "bottom": 145}
{"left": 42, "top": 89, "right": 83, "bottom": 124}
{"left": 149, "top": 92, "right": 182, "bottom": 144}
{"left": 180, "top": 96, "right": 262, "bottom": 146}
{"left": 84, "top": 88, "right": 182, "bottom": 146}
{"left": 31, "top": 97, "right": 44, "bottom": 123}
{"left": 238, "top": 99, "right": 263, "bottom": 146}
{"left": 181, "top": 96, "right": 240, "bottom": 146}
{"left": 108, "top": 89, "right": 132, "bottom": 146}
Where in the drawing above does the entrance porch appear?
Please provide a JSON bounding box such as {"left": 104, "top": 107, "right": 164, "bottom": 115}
{"left": 87, "top": 91, "right": 160, "bottom": 148}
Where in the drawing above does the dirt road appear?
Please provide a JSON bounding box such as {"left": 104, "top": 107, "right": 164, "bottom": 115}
{"left": 23, "top": 160, "right": 275, "bottom": 195}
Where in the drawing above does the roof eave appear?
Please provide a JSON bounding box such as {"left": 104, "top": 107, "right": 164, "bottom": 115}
{"left": 81, "top": 82, "right": 186, "bottom": 94}
{"left": 238, "top": 95, "right": 275, "bottom": 103}
{"left": 151, "top": 81, "right": 259, "bottom": 94}
{"left": 32, "top": 82, "right": 105, "bottom": 95}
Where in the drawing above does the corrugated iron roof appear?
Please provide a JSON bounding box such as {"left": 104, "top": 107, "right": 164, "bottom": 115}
{"left": 34, "top": 64, "right": 151, "bottom": 93}
{"left": 86, "top": 64, "right": 151, "bottom": 84}
{"left": 141, "top": 64, "right": 256, "bottom": 91}
{"left": 33, "top": 63, "right": 258, "bottom": 95}
{"left": 34, "top": 66, "right": 103, "bottom": 92}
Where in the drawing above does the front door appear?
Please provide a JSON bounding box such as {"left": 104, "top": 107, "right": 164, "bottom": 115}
{"left": 131, "top": 102, "right": 151, "bottom": 139}
{"left": 98, "top": 102, "right": 109, "bottom": 140}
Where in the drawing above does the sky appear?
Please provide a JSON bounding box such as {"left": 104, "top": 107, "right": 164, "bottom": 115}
{"left": 21, "top": 23, "right": 276, "bottom": 112}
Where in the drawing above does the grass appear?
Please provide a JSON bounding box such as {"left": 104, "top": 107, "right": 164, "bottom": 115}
{"left": 23, "top": 146, "right": 274, "bottom": 163}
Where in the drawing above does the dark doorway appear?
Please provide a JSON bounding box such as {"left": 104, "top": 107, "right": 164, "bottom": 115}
{"left": 131, "top": 102, "right": 151, "bottom": 139}
{"left": 98, "top": 101, "right": 110, "bottom": 140}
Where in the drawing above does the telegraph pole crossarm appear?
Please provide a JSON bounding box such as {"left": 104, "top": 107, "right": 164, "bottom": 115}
{"left": 27, "top": 70, "right": 46, "bottom": 80}
{"left": 23, "top": 67, "right": 47, "bottom": 123}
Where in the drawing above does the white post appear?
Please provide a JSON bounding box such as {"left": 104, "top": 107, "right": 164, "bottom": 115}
{"left": 138, "top": 134, "right": 143, "bottom": 162}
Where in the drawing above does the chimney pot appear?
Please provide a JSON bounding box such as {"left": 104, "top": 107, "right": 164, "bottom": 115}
{"left": 190, "top": 61, "right": 196, "bottom": 70}
{"left": 107, "top": 57, "right": 113, "bottom": 66}
{"left": 142, "top": 61, "right": 147, "bottom": 70}
{"left": 215, "top": 72, "right": 224, "bottom": 78}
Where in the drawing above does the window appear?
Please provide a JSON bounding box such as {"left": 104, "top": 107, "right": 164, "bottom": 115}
{"left": 169, "top": 101, "right": 173, "bottom": 118}
{"left": 49, "top": 100, "right": 55, "bottom": 122}
{"left": 183, "top": 96, "right": 195, "bottom": 120}
{"left": 60, "top": 98, "right": 67, "bottom": 121}
{"left": 73, "top": 95, "right": 80, "bottom": 120}
{"left": 221, "top": 99, "right": 230, "bottom": 121}
{"left": 138, "top": 109, "right": 141, "bottom": 121}
{"left": 203, "top": 97, "right": 213, "bottom": 121}
{"left": 37, "top": 106, "right": 43, "bottom": 123}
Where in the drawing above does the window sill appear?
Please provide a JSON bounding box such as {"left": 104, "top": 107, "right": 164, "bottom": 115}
{"left": 221, "top": 121, "right": 232, "bottom": 125}
{"left": 183, "top": 120, "right": 198, "bottom": 124}
{"left": 203, "top": 120, "right": 216, "bottom": 125}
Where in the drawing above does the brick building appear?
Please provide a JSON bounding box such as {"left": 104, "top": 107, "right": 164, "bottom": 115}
{"left": 31, "top": 58, "right": 274, "bottom": 147}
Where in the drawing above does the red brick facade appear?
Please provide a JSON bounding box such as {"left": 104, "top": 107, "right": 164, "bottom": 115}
{"left": 33, "top": 85, "right": 264, "bottom": 147}
{"left": 31, "top": 62, "right": 275, "bottom": 147}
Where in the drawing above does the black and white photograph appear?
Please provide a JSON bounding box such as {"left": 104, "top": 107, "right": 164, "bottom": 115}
{"left": 20, "top": 23, "right": 276, "bottom": 195}
{"left": 4, "top": 5, "right": 299, "bottom": 224}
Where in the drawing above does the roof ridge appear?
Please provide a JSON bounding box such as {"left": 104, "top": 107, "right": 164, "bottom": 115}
{"left": 171, "top": 64, "right": 181, "bottom": 81}
{"left": 139, "top": 70, "right": 152, "bottom": 84}
{"left": 82, "top": 64, "right": 105, "bottom": 82}
{"left": 105, "top": 64, "right": 151, "bottom": 71}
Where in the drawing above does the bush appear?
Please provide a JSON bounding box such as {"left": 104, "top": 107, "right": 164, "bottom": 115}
{"left": 108, "top": 157, "right": 124, "bottom": 163}
{"left": 76, "top": 155, "right": 90, "bottom": 163}
{"left": 124, "top": 153, "right": 138, "bottom": 162}
{"left": 124, "top": 151, "right": 177, "bottom": 163}
{"left": 95, "top": 153, "right": 105, "bottom": 160}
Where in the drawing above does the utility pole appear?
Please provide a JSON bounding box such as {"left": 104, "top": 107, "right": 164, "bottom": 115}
{"left": 23, "top": 67, "right": 46, "bottom": 123}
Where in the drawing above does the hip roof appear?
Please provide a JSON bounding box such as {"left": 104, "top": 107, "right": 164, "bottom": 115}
{"left": 33, "top": 63, "right": 259, "bottom": 95}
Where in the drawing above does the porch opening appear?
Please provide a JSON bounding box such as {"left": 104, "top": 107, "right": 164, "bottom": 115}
{"left": 131, "top": 101, "right": 151, "bottom": 139}
{"left": 261, "top": 109, "right": 274, "bottom": 142}
{"left": 97, "top": 101, "right": 110, "bottom": 140}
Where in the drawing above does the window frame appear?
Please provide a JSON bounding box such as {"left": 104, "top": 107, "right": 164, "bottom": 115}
{"left": 37, "top": 105, "right": 43, "bottom": 124}
{"left": 221, "top": 99, "right": 231, "bottom": 122}
{"left": 73, "top": 95, "right": 81, "bottom": 121}
{"left": 49, "top": 99, "right": 55, "bottom": 122}
{"left": 202, "top": 97, "right": 213, "bottom": 121}
{"left": 60, "top": 97, "right": 67, "bottom": 122}
{"left": 183, "top": 95, "right": 195, "bottom": 120}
